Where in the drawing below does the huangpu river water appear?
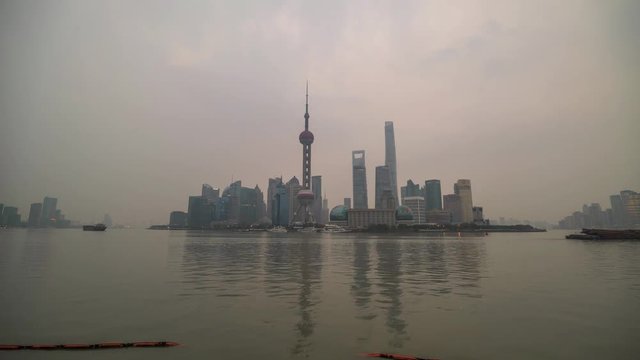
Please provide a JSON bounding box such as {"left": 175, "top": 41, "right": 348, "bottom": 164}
{"left": 1, "top": 229, "right": 639, "bottom": 360}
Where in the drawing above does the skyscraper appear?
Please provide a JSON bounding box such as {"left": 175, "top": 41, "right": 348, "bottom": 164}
{"left": 352, "top": 150, "right": 368, "bottom": 209}
{"left": 267, "top": 177, "right": 282, "bottom": 220}
{"left": 375, "top": 165, "right": 392, "bottom": 209}
{"left": 400, "top": 179, "right": 421, "bottom": 205}
{"left": 403, "top": 196, "right": 426, "bottom": 224}
{"left": 28, "top": 203, "right": 42, "bottom": 228}
{"left": 40, "top": 196, "right": 57, "bottom": 227}
{"left": 293, "top": 83, "right": 316, "bottom": 224}
{"left": 384, "top": 121, "right": 398, "bottom": 203}
{"left": 425, "top": 180, "right": 442, "bottom": 210}
{"left": 344, "top": 198, "right": 351, "bottom": 209}
{"left": 443, "top": 194, "right": 463, "bottom": 224}
{"left": 454, "top": 179, "right": 473, "bottom": 223}
{"left": 202, "top": 184, "right": 220, "bottom": 204}
{"left": 312, "top": 175, "right": 322, "bottom": 221}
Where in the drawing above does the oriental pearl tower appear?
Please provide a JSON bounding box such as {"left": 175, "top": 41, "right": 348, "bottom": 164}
{"left": 293, "top": 82, "right": 316, "bottom": 225}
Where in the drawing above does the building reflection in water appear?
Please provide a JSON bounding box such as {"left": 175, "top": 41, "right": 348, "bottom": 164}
{"left": 181, "top": 233, "right": 261, "bottom": 297}
{"left": 448, "top": 239, "right": 484, "bottom": 299}
{"left": 264, "top": 237, "right": 323, "bottom": 356}
{"left": 352, "top": 238, "right": 373, "bottom": 314}
{"left": 375, "top": 239, "right": 408, "bottom": 348}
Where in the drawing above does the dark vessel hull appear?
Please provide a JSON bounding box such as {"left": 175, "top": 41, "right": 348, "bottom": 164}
{"left": 83, "top": 224, "right": 107, "bottom": 231}
{"left": 566, "top": 228, "right": 640, "bottom": 240}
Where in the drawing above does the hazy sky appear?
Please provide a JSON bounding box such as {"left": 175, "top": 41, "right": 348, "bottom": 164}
{"left": 1, "top": 0, "right": 639, "bottom": 225}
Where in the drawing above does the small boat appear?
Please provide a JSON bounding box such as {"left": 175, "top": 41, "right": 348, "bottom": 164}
{"left": 83, "top": 224, "right": 107, "bottom": 231}
{"left": 322, "top": 224, "right": 350, "bottom": 233}
{"left": 268, "top": 226, "right": 288, "bottom": 233}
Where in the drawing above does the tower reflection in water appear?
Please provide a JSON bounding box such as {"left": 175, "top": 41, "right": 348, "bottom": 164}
{"left": 375, "top": 239, "right": 408, "bottom": 348}
{"left": 264, "top": 236, "right": 322, "bottom": 356}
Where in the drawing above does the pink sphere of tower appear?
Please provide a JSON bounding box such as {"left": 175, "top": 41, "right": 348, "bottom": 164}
{"left": 299, "top": 130, "right": 314, "bottom": 145}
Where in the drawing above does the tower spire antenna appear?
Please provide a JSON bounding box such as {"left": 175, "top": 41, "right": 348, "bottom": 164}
{"left": 304, "top": 80, "right": 309, "bottom": 131}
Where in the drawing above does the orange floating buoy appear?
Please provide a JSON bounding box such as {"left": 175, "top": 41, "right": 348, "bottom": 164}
{"left": 0, "top": 341, "right": 180, "bottom": 351}
{"left": 0, "top": 345, "right": 21, "bottom": 350}
{"left": 61, "top": 344, "right": 92, "bottom": 350}
{"left": 364, "top": 352, "right": 440, "bottom": 360}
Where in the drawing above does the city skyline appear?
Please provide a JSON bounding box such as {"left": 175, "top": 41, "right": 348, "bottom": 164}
{"left": 1, "top": 1, "right": 638, "bottom": 225}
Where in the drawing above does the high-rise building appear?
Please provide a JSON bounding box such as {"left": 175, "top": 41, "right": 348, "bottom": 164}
{"left": 28, "top": 203, "right": 43, "bottom": 228}
{"left": 425, "top": 180, "right": 442, "bottom": 211}
{"left": 312, "top": 175, "right": 322, "bottom": 221}
{"left": 202, "top": 184, "right": 220, "bottom": 204}
{"left": 272, "top": 181, "right": 289, "bottom": 226}
{"left": 384, "top": 121, "right": 398, "bottom": 203}
{"left": 403, "top": 196, "right": 425, "bottom": 224}
{"left": 2, "top": 206, "right": 20, "bottom": 227}
{"left": 286, "top": 176, "right": 302, "bottom": 224}
{"left": 610, "top": 194, "right": 624, "bottom": 227}
{"left": 40, "top": 196, "right": 58, "bottom": 227}
{"left": 293, "top": 83, "right": 316, "bottom": 225}
{"left": 621, "top": 190, "right": 640, "bottom": 227}
{"left": 400, "top": 179, "right": 421, "bottom": 205}
{"left": 344, "top": 198, "right": 351, "bottom": 209}
{"left": 454, "top": 180, "right": 473, "bottom": 223}
{"left": 169, "top": 211, "right": 187, "bottom": 227}
{"left": 375, "top": 165, "right": 392, "bottom": 209}
{"left": 473, "top": 206, "right": 484, "bottom": 224}
{"left": 443, "top": 194, "right": 463, "bottom": 224}
{"left": 267, "top": 177, "right": 283, "bottom": 219}
{"left": 255, "top": 185, "right": 267, "bottom": 223}
{"left": 321, "top": 197, "right": 329, "bottom": 224}
{"left": 187, "top": 196, "right": 213, "bottom": 229}
{"left": 352, "top": 150, "right": 368, "bottom": 209}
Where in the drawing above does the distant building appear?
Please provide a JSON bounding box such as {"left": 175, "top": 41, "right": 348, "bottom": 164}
{"left": 352, "top": 150, "right": 368, "bottom": 209}
{"left": 424, "top": 180, "right": 442, "bottom": 211}
{"left": 202, "top": 184, "right": 220, "bottom": 204}
{"left": 312, "top": 175, "right": 322, "bottom": 221}
{"left": 255, "top": 185, "right": 267, "bottom": 223}
{"left": 426, "top": 210, "right": 451, "bottom": 224}
{"left": 187, "top": 196, "right": 213, "bottom": 229}
{"left": 266, "top": 177, "right": 282, "bottom": 220}
{"left": 375, "top": 165, "right": 392, "bottom": 209}
{"left": 384, "top": 121, "right": 399, "bottom": 203}
{"left": 395, "top": 205, "right": 414, "bottom": 225}
{"left": 400, "top": 179, "right": 421, "bottom": 205}
{"left": 343, "top": 198, "right": 351, "bottom": 209}
{"left": 286, "top": 176, "right": 302, "bottom": 224}
{"left": 169, "top": 211, "right": 187, "bottom": 227}
{"left": 379, "top": 190, "right": 396, "bottom": 210}
{"left": 271, "top": 181, "right": 289, "bottom": 226}
{"left": 329, "top": 205, "right": 348, "bottom": 227}
{"left": 40, "top": 196, "right": 58, "bottom": 227}
{"left": 403, "top": 196, "right": 425, "bottom": 224}
{"left": 103, "top": 214, "right": 113, "bottom": 227}
{"left": 321, "top": 197, "right": 329, "bottom": 224}
{"left": 347, "top": 208, "right": 396, "bottom": 229}
{"left": 473, "top": 206, "right": 485, "bottom": 225}
{"left": 454, "top": 180, "right": 473, "bottom": 223}
{"left": 2, "top": 206, "right": 20, "bottom": 227}
{"left": 610, "top": 194, "right": 625, "bottom": 227}
{"left": 621, "top": 190, "right": 640, "bottom": 227}
{"left": 443, "top": 194, "right": 462, "bottom": 224}
{"left": 28, "top": 203, "right": 42, "bottom": 228}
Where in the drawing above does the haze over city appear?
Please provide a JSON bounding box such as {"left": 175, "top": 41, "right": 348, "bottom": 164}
{"left": 1, "top": 0, "right": 639, "bottom": 225}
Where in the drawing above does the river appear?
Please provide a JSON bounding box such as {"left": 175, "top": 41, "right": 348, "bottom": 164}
{"left": 1, "top": 229, "right": 639, "bottom": 359}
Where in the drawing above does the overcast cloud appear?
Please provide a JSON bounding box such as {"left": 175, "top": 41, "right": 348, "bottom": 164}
{"left": 1, "top": 0, "right": 639, "bottom": 225}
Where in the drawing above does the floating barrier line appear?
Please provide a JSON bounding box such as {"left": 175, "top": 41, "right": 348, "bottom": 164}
{"left": 0, "top": 341, "right": 179, "bottom": 350}
{"left": 364, "top": 352, "right": 440, "bottom": 360}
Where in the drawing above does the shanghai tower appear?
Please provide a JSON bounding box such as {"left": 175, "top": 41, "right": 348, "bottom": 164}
{"left": 384, "top": 121, "right": 398, "bottom": 204}
{"left": 293, "top": 82, "right": 316, "bottom": 224}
